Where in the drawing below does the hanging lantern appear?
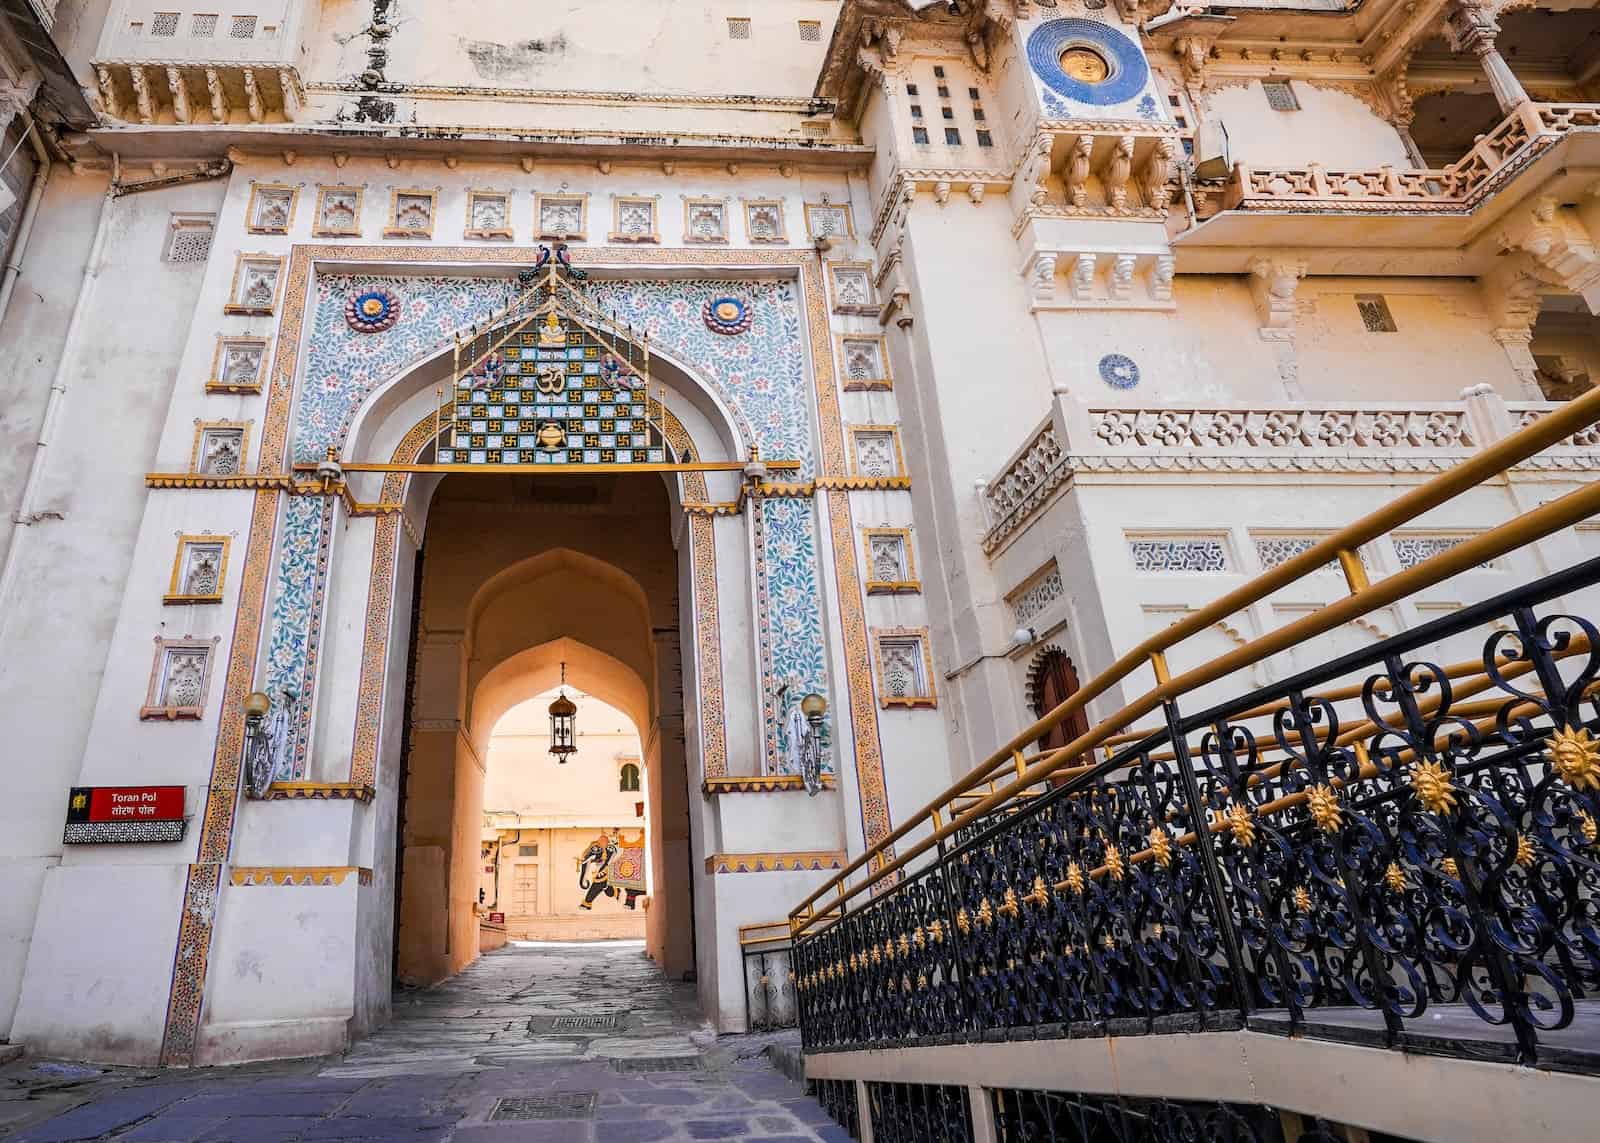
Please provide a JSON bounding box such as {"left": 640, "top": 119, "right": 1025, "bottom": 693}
{"left": 548, "top": 662, "right": 578, "bottom": 763}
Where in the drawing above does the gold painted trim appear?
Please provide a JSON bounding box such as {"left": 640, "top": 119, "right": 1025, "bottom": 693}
{"left": 263, "top": 781, "right": 376, "bottom": 803}
{"left": 610, "top": 194, "right": 662, "bottom": 244}
{"left": 535, "top": 192, "right": 589, "bottom": 240}
{"left": 703, "top": 774, "right": 838, "bottom": 795}
{"left": 741, "top": 199, "right": 789, "bottom": 244}
{"left": 206, "top": 335, "right": 270, "bottom": 396}
{"left": 222, "top": 253, "right": 285, "bottom": 316}
{"left": 230, "top": 866, "right": 373, "bottom": 887}
{"left": 682, "top": 196, "right": 730, "bottom": 244}
{"left": 872, "top": 625, "right": 938, "bottom": 710}
{"left": 188, "top": 419, "right": 253, "bottom": 474}
{"left": 706, "top": 851, "right": 847, "bottom": 874}
{"left": 818, "top": 476, "right": 911, "bottom": 491}
{"left": 384, "top": 187, "right": 439, "bottom": 239}
{"left": 804, "top": 201, "right": 855, "bottom": 241}
{"left": 146, "top": 473, "right": 293, "bottom": 490}
{"left": 164, "top": 534, "right": 231, "bottom": 605}
{"left": 312, "top": 185, "right": 365, "bottom": 238}
{"left": 836, "top": 333, "right": 892, "bottom": 393}
{"left": 463, "top": 188, "right": 514, "bottom": 240}
{"left": 244, "top": 182, "right": 299, "bottom": 236}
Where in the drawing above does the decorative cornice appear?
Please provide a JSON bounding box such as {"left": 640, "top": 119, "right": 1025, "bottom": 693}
{"left": 145, "top": 472, "right": 295, "bottom": 491}
{"left": 230, "top": 866, "right": 373, "bottom": 887}
{"left": 702, "top": 774, "right": 839, "bottom": 796}
{"left": 705, "top": 850, "right": 848, "bottom": 874}
{"left": 262, "top": 781, "right": 376, "bottom": 803}
{"left": 817, "top": 475, "right": 912, "bottom": 491}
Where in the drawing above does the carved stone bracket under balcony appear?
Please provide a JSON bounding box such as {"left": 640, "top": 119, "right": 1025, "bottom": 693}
{"left": 1009, "top": 122, "right": 1185, "bottom": 236}
{"left": 94, "top": 60, "right": 306, "bottom": 126}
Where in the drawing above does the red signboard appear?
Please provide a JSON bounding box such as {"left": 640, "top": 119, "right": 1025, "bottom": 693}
{"left": 69, "top": 786, "right": 184, "bottom": 823}
{"left": 64, "top": 786, "right": 187, "bottom": 844}
{"left": 489, "top": 912, "right": 505, "bottom": 924}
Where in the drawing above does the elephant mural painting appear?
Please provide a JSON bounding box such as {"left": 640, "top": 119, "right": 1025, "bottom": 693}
{"left": 576, "top": 830, "right": 646, "bottom": 910}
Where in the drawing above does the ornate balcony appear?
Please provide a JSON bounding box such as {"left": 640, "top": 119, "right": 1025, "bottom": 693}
{"left": 1180, "top": 103, "right": 1600, "bottom": 269}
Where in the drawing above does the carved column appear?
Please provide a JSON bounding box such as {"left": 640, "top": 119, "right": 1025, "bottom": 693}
{"left": 1444, "top": 0, "right": 1530, "bottom": 113}
{"left": 1248, "top": 257, "right": 1309, "bottom": 400}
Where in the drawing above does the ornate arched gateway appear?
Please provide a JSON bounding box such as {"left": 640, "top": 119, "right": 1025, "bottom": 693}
{"left": 151, "top": 245, "right": 896, "bottom": 1066}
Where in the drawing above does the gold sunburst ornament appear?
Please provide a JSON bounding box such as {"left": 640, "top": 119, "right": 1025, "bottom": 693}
{"left": 1551, "top": 725, "right": 1600, "bottom": 791}
{"left": 1065, "top": 861, "right": 1086, "bottom": 896}
{"left": 1293, "top": 886, "right": 1312, "bottom": 913}
{"left": 977, "top": 897, "right": 995, "bottom": 927}
{"left": 1217, "top": 802, "right": 1257, "bottom": 847}
{"left": 998, "top": 887, "right": 1020, "bottom": 918}
{"left": 1409, "top": 760, "right": 1458, "bottom": 815}
{"left": 1104, "top": 845, "right": 1126, "bottom": 882}
{"left": 1384, "top": 861, "right": 1407, "bottom": 894}
{"left": 1148, "top": 825, "right": 1173, "bottom": 868}
{"left": 1306, "top": 784, "right": 1342, "bottom": 833}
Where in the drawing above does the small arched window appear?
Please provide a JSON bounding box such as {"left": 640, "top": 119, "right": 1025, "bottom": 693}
{"left": 1028, "top": 647, "right": 1090, "bottom": 762}
{"left": 619, "top": 763, "right": 641, "bottom": 792}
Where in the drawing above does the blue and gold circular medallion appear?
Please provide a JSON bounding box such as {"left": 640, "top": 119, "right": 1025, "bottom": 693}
{"left": 702, "top": 295, "right": 753, "bottom": 336}
{"left": 345, "top": 287, "right": 401, "bottom": 333}
{"left": 1099, "top": 353, "right": 1140, "bottom": 390}
{"left": 1026, "top": 19, "right": 1149, "bottom": 107}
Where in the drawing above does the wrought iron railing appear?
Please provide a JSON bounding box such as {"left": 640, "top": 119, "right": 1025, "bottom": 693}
{"left": 739, "top": 920, "right": 799, "bottom": 1032}
{"left": 792, "top": 386, "right": 1600, "bottom": 1068}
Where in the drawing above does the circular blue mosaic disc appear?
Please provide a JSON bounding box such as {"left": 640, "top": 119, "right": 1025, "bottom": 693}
{"left": 345, "top": 288, "right": 401, "bottom": 333}
{"left": 702, "top": 295, "right": 753, "bottom": 335}
{"left": 1099, "top": 353, "right": 1139, "bottom": 390}
{"left": 1026, "top": 19, "right": 1149, "bottom": 107}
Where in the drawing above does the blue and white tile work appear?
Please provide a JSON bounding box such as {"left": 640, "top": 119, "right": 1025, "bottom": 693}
{"left": 759, "top": 497, "right": 832, "bottom": 775}
{"left": 266, "top": 271, "right": 827, "bottom": 776}
{"left": 1024, "top": 17, "right": 1161, "bottom": 119}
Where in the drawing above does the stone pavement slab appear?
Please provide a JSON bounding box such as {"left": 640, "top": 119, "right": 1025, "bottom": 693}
{"left": 0, "top": 943, "right": 848, "bottom": 1143}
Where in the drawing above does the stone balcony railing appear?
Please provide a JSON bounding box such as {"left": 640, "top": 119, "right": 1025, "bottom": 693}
{"left": 978, "top": 388, "right": 1600, "bottom": 553}
{"left": 1218, "top": 102, "right": 1600, "bottom": 215}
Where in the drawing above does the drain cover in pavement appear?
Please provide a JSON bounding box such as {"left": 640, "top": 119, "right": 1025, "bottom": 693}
{"left": 491, "top": 1093, "right": 598, "bottom": 1120}
{"left": 551, "top": 1014, "right": 619, "bottom": 1031}
{"left": 611, "top": 1055, "right": 703, "bottom": 1073}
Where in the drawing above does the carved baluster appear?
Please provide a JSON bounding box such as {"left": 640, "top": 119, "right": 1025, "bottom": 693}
{"left": 1065, "top": 135, "right": 1092, "bottom": 208}
{"left": 1149, "top": 255, "right": 1175, "bottom": 302}
{"left": 244, "top": 68, "right": 264, "bottom": 123}
{"left": 96, "top": 66, "right": 122, "bottom": 120}
{"left": 166, "top": 67, "right": 190, "bottom": 124}
{"left": 1109, "top": 254, "right": 1136, "bottom": 301}
{"left": 1029, "top": 253, "right": 1058, "bottom": 305}
{"left": 1140, "top": 137, "right": 1177, "bottom": 213}
{"left": 130, "top": 65, "right": 153, "bottom": 125}
{"left": 1069, "top": 253, "right": 1096, "bottom": 301}
{"left": 1104, "top": 135, "right": 1135, "bottom": 212}
{"left": 206, "top": 68, "right": 228, "bottom": 124}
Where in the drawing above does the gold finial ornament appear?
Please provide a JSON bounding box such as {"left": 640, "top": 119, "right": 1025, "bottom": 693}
{"left": 536, "top": 421, "right": 567, "bottom": 450}
{"left": 1384, "top": 861, "right": 1407, "bottom": 894}
{"left": 1104, "top": 845, "right": 1126, "bottom": 882}
{"left": 1148, "top": 825, "right": 1173, "bottom": 868}
{"left": 977, "top": 897, "right": 995, "bottom": 927}
{"left": 1409, "top": 760, "right": 1458, "bottom": 815}
{"left": 897, "top": 932, "right": 911, "bottom": 957}
{"left": 928, "top": 918, "right": 946, "bottom": 944}
{"left": 1293, "top": 886, "right": 1312, "bottom": 913}
{"left": 912, "top": 925, "right": 926, "bottom": 950}
{"left": 998, "top": 887, "right": 1020, "bottom": 918}
{"left": 1217, "top": 802, "right": 1257, "bottom": 847}
{"left": 956, "top": 908, "right": 971, "bottom": 936}
{"left": 1025, "top": 875, "right": 1051, "bottom": 908}
{"left": 1306, "top": 784, "right": 1342, "bottom": 833}
{"left": 1550, "top": 726, "right": 1600, "bottom": 791}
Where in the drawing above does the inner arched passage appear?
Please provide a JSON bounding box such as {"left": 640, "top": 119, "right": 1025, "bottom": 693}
{"left": 394, "top": 473, "right": 694, "bottom": 986}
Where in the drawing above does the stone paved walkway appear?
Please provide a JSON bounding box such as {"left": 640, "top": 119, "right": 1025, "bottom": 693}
{"left": 0, "top": 941, "right": 848, "bottom": 1143}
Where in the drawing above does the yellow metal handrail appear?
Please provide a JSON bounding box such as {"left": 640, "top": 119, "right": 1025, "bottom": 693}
{"left": 790, "top": 386, "right": 1600, "bottom": 937}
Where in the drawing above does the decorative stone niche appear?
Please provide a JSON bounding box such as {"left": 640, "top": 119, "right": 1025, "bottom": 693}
{"left": 838, "top": 335, "right": 891, "bottom": 392}
{"left": 165, "top": 535, "right": 230, "bottom": 604}
{"left": 683, "top": 198, "right": 728, "bottom": 244}
{"left": 246, "top": 183, "right": 297, "bottom": 234}
{"left": 743, "top": 199, "right": 787, "bottom": 244}
{"left": 537, "top": 193, "right": 587, "bottom": 240}
{"left": 863, "top": 529, "right": 919, "bottom": 595}
{"left": 192, "top": 421, "right": 249, "bottom": 475}
{"left": 465, "top": 190, "right": 513, "bottom": 240}
{"left": 872, "top": 628, "right": 936, "bottom": 708}
{"left": 849, "top": 426, "right": 905, "bottom": 478}
{"left": 828, "top": 263, "right": 876, "bottom": 314}
{"left": 611, "top": 196, "right": 660, "bottom": 244}
{"left": 313, "top": 185, "right": 362, "bottom": 237}
{"left": 207, "top": 336, "right": 268, "bottom": 395}
{"left": 140, "top": 636, "right": 220, "bottom": 720}
{"left": 223, "top": 254, "right": 283, "bottom": 315}
{"left": 805, "top": 202, "right": 853, "bottom": 242}
{"left": 385, "top": 189, "right": 437, "bottom": 238}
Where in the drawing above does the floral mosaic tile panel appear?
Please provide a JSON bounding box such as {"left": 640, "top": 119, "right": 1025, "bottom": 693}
{"left": 762, "top": 497, "right": 830, "bottom": 774}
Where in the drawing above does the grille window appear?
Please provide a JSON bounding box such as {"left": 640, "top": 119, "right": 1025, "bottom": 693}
{"left": 913, "top": 126, "right": 929, "bottom": 145}
{"left": 727, "top": 17, "right": 751, "bottom": 39}
{"left": 150, "top": 11, "right": 179, "bottom": 36}
{"left": 944, "top": 128, "right": 962, "bottom": 145}
{"left": 798, "top": 19, "right": 821, "bottom": 42}
{"left": 230, "top": 15, "right": 257, "bottom": 38}
{"left": 977, "top": 130, "right": 993, "bottom": 147}
{"left": 1356, "top": 294, "right": 1398, "bottom": 332}
{"left": 191, "top": 13, "right": 217, "bottom": 36}
{"left": 1263, "top": 80, "right": 1300, "bottom": 111}
{"left": 165, "top": 215, "right": 215, "bottom": 263}
{"left": 518, "top": 844, "right": 539, "bottom": 857}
